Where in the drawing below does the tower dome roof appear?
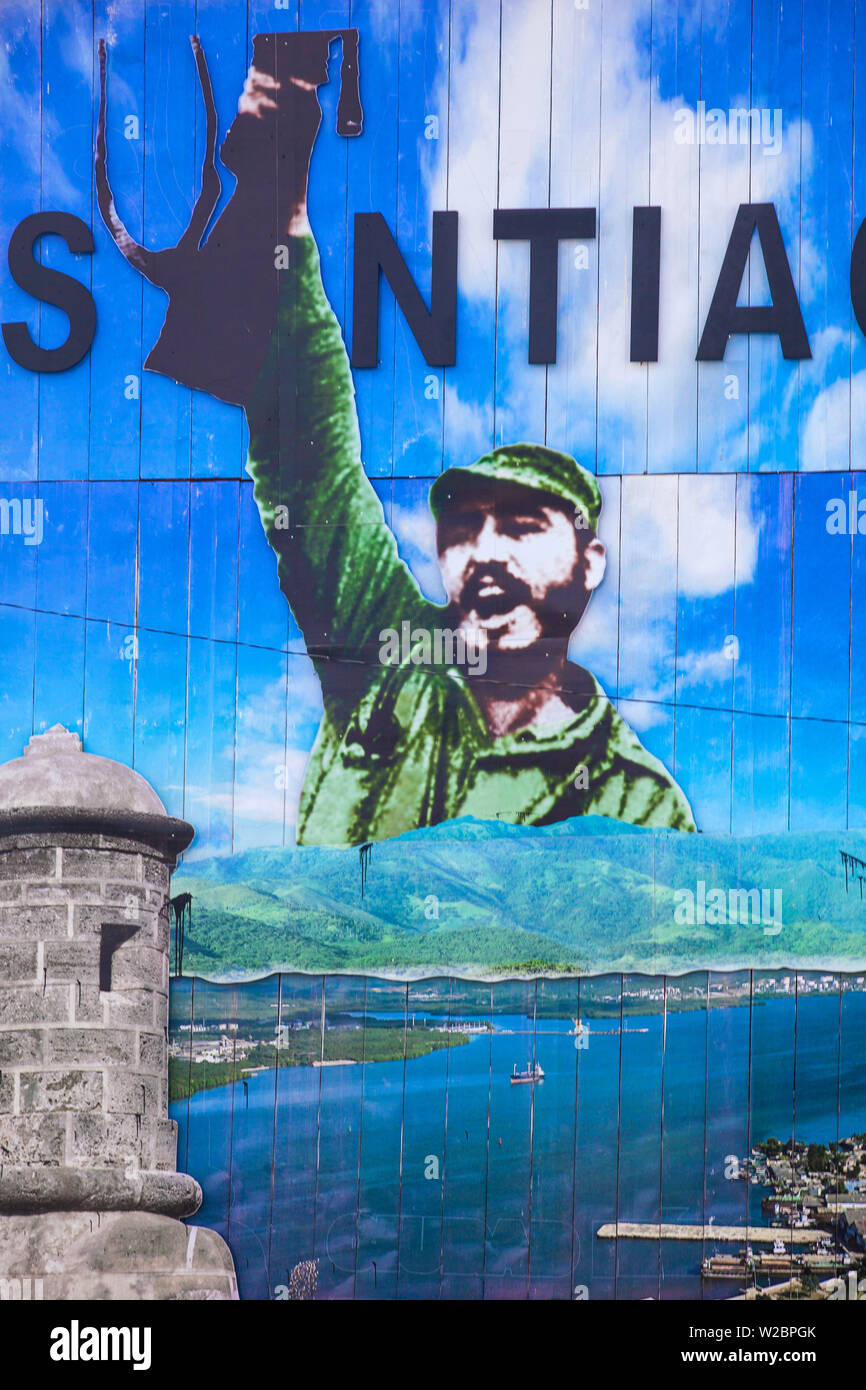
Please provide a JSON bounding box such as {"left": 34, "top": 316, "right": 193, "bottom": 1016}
{"left": 0, "top": 725, "right": 166, "bottom": 816}
{"left": 0, "top": 725, "right": 193, "bottom": 856}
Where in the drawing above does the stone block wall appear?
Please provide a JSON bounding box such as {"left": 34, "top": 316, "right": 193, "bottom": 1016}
{"left": 0, "top": 831, "right": 177, "bottom": 1174}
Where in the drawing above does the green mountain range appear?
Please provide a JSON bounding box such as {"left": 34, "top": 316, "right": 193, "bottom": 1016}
{"left": 171, "top": 816, "right": 866, "bottom": 979}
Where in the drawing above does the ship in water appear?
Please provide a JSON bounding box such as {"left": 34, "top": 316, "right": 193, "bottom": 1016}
{"left": 510, "top": 1061, "right": 545, "bottom": 1085}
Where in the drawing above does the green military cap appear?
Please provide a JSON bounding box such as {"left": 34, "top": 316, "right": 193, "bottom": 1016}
{"left": 428, "top": 442, "right": 602, "bottom": 533}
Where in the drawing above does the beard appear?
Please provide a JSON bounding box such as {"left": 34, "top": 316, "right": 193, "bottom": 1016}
{"left": 457, "top": 560, "right": 534, "bottom": 620}
{"left": 456, "top": 560, "right": 586, "bottom": 637}
{"left": 452, "top": 560, "right": 589, "bottom": 688}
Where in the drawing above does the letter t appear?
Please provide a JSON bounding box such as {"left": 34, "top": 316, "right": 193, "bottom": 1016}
{"left": 493, "top": 208, "right": 596, "bottom": 363}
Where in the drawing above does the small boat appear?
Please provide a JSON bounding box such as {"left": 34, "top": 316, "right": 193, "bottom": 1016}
{"left": 510, "top": 1061, "right": 544, "bottom": 1085}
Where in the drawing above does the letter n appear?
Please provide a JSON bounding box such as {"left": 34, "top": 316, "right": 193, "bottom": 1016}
{"left": 352, "top": 212, "right": 458, "bottom": 367}
{"left": 696, "top": 203, "right": 810, "bottom": 361}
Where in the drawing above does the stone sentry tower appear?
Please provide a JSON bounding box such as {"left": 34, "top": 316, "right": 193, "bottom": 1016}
{"left": 0, "top": 725, "right": 236, "bottom": 1299}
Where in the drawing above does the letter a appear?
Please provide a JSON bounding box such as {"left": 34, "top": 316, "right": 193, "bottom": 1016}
{"left": 379, "top": 628, "right": 400, "bottom": 665}
{"left": 697, "top": 204, "right": 810, "bottom": 361}
{"left": 674, "top": 889, "right": 695, "bottom": 925}
{"left": 50, "top": 1328, "right": 71, "bottom": 1362}
{"left": 826, "top": 498, "right": 846, "bottom": 534}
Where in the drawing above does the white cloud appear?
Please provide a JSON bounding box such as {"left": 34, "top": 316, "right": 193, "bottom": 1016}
{"left": 390, "top": 500, "right": 447, "bottom": 602}
{"left": 676, "top": 645, "right": 734, "bottom": 691}
{"left": 577, "top": 470, "right": 760, "bottom": 710}
{"left": 427, "top": 0, "right": 815, "bottom": 472}
{"left": 800, "top": 372, "right": 855, "bottom": 473}
{"left": 179, "top": 655, "right": 324, "bottom": 857}
{"left": 616, "top": 698, "right": 669, "bottom": 733}
{"left": 443, "top": 385, "right": 495, "bottom": 462}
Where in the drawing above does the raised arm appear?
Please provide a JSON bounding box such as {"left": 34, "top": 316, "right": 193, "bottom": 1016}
{"left": 240, "top": 67, "right": 434, "bottom": 679}
{"left": 245, "top": 233, "right": 433, "bottom": 670}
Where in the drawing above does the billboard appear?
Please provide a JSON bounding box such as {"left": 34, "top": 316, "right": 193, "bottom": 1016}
{"left": 5, "top": 0, "right": 866, "bottom": 1320}
{"left": 2, "top": 0, "right": 866, "bottom": 976}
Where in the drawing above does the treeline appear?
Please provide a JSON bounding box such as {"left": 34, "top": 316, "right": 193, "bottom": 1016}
{"left": 169, "top": 1025, "right": 469, "bottom": 1101}
{"left": 172, "top": 903, "right": 583, "bottom": 975}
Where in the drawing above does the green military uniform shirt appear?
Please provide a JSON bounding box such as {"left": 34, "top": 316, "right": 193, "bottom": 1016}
{"left": 245, "top": 236, "right": 696, "bottom": 845}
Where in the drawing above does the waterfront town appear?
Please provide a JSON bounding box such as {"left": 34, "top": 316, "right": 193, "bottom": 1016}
{"left": 693, "top": 1134, "right": 866, "bottom": 1299}
{"left": 594, "top": 1133, "right": 866, "bottom": 1299}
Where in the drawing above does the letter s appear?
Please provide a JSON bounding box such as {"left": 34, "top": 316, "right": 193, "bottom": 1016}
{"left": 2, "top": 212, "right": 96, "bottom": 372}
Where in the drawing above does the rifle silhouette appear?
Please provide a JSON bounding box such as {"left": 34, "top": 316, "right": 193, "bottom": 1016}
{"left": 95, "top": 29, "right": 362, "bottom": 406}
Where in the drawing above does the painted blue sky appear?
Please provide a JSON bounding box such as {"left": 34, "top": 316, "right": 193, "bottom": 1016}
{"left": 0, "top": 0, "right": 863, "bottom": 854}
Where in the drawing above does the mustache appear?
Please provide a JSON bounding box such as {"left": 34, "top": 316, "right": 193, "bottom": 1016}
{"left": 457, "top": 561, "right": 534, "bottom": 617}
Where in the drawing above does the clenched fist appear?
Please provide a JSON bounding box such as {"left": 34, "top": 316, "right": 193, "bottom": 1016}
{"left": 221, "top": 63, "right": 323, "bottom": 236}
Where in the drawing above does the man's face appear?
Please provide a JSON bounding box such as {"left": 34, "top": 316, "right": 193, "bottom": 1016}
{"left": 436, "top": 481, "right": 605, "bottom": 658}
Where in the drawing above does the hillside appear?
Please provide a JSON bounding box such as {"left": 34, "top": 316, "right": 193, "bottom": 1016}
{"left": 171, "top": 817, "right": 866, "bottom": 979}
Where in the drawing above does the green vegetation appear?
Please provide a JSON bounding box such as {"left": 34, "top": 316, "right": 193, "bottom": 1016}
{"left": 806, "top": 1142, "right": 830, "bottom": 1173}
{"left": 168, "top": 819, "right": 866, "bottom": 977}
{"left": 171, "top": 1059, "right": 238, "bottom": 1101}
{"left": 169, "top": 1024, "right": 468, "bottom": 1101}
{"left": 490, "top": 959, "right": 581, "bottom": 975}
